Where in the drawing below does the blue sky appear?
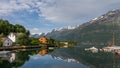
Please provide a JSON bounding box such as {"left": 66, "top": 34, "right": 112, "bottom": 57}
{"left": 0, "top": 0, "right": 120, "bottom": 34}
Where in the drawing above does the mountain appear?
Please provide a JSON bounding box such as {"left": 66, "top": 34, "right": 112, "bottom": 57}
{"left": 53, "top": 25, "right": 80, "bottom": 32}
{"left": 30, "top": 33, "right": 46, "bottom": 38}
{"left": 30, "top": 34, "right": 40, "bottom": 38}
{"left": 46, "top": 9, "right": 120, "bottom": 45}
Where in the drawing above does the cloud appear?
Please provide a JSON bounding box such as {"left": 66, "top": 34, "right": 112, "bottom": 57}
{"left": 38, "top": 0, "right": 120, "bottom": 23}
{"left": 30, "top": 28, "right": 41, "bottom": 35}
{"left": 0, "top": 0, "right": 120, "bottom": 23}
{"left": 0, "top": 0, "right": 37, "bottom": 16}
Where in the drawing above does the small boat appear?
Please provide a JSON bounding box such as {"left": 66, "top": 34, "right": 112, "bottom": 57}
{"left": 85, "top": 47, "right": 98, "bottom": 53}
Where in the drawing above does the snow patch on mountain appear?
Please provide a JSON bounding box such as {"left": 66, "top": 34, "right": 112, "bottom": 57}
{"left": 54, "top": 25, "right": 79, "bottom": 32}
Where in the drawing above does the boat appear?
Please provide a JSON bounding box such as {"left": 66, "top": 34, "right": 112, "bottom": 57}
{"left": 102, "top": 21, "right": 120, "bottom": 52}
{"left": 85, "top": 46, "right": 98, "bottom": 53}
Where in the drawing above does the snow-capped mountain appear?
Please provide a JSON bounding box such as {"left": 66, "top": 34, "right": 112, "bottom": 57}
{"left": 30, "top": 33, "right": 46, "bottom": 38}
{"left": 46, "top": 8, "right": 120, "bottom": 45}
{"left": 53, "top": 25, "right": 80, "bottom": 32}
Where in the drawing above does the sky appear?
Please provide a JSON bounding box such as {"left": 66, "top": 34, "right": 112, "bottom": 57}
{"left": 0, "top": 0, "right": 120, "bottom": 34}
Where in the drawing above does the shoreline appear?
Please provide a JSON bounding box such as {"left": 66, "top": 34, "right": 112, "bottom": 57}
{"left": 0, "top": 46, "right": 44, "bottom": 51}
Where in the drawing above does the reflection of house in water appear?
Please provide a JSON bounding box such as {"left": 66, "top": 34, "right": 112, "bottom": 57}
{"left": 39, "top": 49, "right": 48, "bottom": 56}
{"left": 0, "top": 51, "right": 16, "bottom": 63}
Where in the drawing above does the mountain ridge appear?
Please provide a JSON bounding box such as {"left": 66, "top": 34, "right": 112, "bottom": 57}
{"left": 46, "top": 8, "right": 120, "bottom": 45}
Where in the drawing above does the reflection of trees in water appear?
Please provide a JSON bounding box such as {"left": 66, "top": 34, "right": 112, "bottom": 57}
{"left": 14, "top": 49, "right": 41, "bottom": 68}
{"left": 0, "top": 49, "right": 40, "bottom": 68}
{"left": 51, "top": 47, "right": 120, "bottom": 68}
{"left": 0, "top": 60, "right": 12, "bottom": 68}
{"left": 0, "top": 51, "right": 15, "bottom": 68}
{"left": 0, "top": 48, "right": 55, "bottom": 68}
{"left": 14, "top": 51, "right": 30, "bottom": 67}
{"left": 2, "top": 47, "right": 120, "bottom": 68}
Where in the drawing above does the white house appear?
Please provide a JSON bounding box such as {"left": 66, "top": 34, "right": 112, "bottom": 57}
{"left": 0, "top": 37, "right": 13, "bottom": 46}
{"left": 8, "top": 33, "right": 16, "bottom": 42}
{"left": 3, "top": 39, "right": 13, "bottom": 46}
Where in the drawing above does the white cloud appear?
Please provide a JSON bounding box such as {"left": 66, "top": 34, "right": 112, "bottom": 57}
{"left": 38, "top": 0, "right": 120, "bottom": 23}
{"left": 30, "top": 28, "right": 41, "bottom": 35}
{"left": 0, "top": 0, "right": 120, "bottom": 23}
{"left": 0, "top": 0, "right": 37, "bottom": 16}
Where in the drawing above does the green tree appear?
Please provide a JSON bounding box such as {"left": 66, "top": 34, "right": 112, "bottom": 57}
{"left": 16, "top": 33, "right": 30, "bottom": 45}
{"left": 30, "top": 38, "right": 40, "bottom": 45}
{"left": 0, "top": 33, "right": 4, "bottom": 37}
{"left": 0, "top": 19, "right": 27, "bottom": 36}
{"left": 48, "top": 38, "right": 55, "bottom": 45}
{"left": 0, "top": 41, "right": 3, "bottom": 46}
{"left": 15, "top": 24, "right": 26, "bottom": 33}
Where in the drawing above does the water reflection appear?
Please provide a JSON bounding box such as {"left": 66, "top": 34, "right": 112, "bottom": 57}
{"left": 18, "top": 47, "right": 88, "bottom": 68}
{"left": 39, "top": 49, "right": 48, "bottom": 56}
{"left": 0, "top": 51, "right": 16, "bottom": 63}
{"left": 0, "top": 47, "right": 58, "bottom": 68}
{"left": 0, "top": 49, "right": 40, "bottom": 68}
{"left": 51, "top": 47, "right": 120, "bottom": 68}
{"left": 1, "top": 47, "right": 120, "bottom": 68}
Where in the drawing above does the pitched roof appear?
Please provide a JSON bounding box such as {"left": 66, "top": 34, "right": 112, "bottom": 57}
{"left": 0, "top": 37, "right": 11, "bottom": 42}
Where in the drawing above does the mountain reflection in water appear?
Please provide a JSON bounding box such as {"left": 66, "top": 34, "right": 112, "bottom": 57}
{"left": 0, "top": 47, "right": 120, "bottom": 68}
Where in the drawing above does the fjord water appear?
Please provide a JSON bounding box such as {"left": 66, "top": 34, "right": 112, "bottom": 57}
{"left": 0, "top": 46, "right": 120, "bottom": 68}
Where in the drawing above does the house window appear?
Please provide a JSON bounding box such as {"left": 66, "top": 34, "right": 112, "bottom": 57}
{"left": 8, "top": 43, "right": 9, "bottom": 46}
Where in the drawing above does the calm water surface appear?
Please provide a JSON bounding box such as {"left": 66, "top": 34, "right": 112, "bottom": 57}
{"left": 0, "top": 46, "right": 120, "bottom": 68}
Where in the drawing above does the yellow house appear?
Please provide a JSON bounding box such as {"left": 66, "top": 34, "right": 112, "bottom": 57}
{"left": 39, "top": 36, "right": 48, "bottom": 44}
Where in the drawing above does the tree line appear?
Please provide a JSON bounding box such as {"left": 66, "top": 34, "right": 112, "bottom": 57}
{"left": 0, "top": 19, "right": 30, "bottom": 45}
{"left": 0, "top": 19, "right": 27, "bottom": 36}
